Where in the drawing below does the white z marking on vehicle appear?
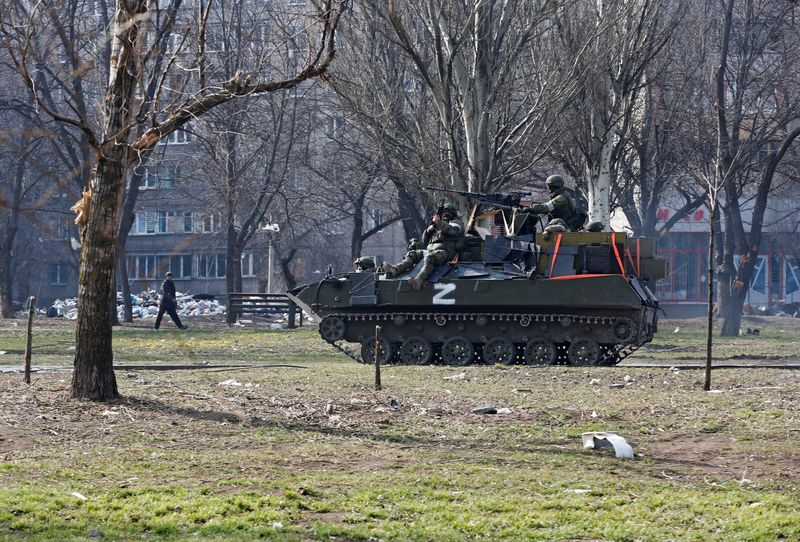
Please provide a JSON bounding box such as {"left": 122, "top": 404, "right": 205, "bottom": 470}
{"left": 433, "top": 283, "right": 456, "bottom": 305}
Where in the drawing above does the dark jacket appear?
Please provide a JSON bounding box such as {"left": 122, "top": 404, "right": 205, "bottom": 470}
{"left": 159, "top": 279, "right": 177, "bottom": 308}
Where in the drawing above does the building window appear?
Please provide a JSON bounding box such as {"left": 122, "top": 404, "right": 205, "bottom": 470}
{"left": 140, "top": 164, "right": 177, "bottom": 189}
{"left": 167, "top": 254, "right": 193, "bottom": 279}
{"left": 184, "top": 212, "right": 193, "bottom": 233}
{"left": 49, "top": 264, "right": 67, "bottom": 285}
{"left": 162, "top": 128, "right": 191, "bottom": 145}
{"left": 365, "top": 209, "right": 385, "bottom": 230}
{"left": 241, "top": 252, "right": 255, "bottom": 277}
{"left": 326, "top": 116, "right": 345, "bottom": 139}
{"left": 198, "top": 253, "right": 226, "bottom": 278}
{"left": 202, "top": 213, "right": 220, "bottom": 233}
{"left": 127, "top": 255, "right": 158, "bottom": 279}
{"left": 131, "top": 211, "right": 168, "bottom": 235}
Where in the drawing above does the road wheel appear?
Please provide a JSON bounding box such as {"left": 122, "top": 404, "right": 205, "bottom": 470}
{"left": 441, "top": 336, "right": 474, "bottom": 366}
{"left": 566, "top": 337, "right": 600, "bottom": 366}
{"left": 483, "top": 337, "right": 516, "bottom": 365}
{"left": 399, "top": 336, "right": 433, "bottom": 365}
{"left": 319, "top": 315, "right": 346, "bottom": 343}
{"left": 361, "top": 336, "right": 392, "bottom": 365}
{"left": 523, "top": 338, "right": 556, "bottom": 365}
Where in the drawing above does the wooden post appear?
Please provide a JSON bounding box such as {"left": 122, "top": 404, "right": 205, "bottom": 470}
{"left": 374, "top": 325, "right": 382, "bottom": 391}
{"left": 24, "top": 296, "right": 35, "bottom": 384}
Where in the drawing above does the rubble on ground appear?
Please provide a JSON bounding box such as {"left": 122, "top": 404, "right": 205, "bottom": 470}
{"left": 46, "top": 290, "right": 227, "bottom": 320}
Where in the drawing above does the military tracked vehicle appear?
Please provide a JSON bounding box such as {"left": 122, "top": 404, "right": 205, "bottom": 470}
{"left": 287, "top": 200, "right": 667, "bottom": 366}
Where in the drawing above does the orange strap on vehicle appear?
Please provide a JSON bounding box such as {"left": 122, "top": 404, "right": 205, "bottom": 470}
{"left": 550, "top": 274, "right": 614, "bottom": 280}
{"left": 625, "top": 245, "right": 637, "bottom": 276}
{"left": 548, "top": 233, "right": 563, "bottom": 278}
{"left": 611, "top": 232, "right": 625, "bottom": 275}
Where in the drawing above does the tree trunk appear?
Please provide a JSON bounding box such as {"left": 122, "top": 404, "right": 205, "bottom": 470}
{"left": 71, "top": 156, "right": 123, "bottom": 400}
{"left": 118, "top": 248, "right": 133, "bottom": 322}
{"left": 720, "top": 285, "right": 747, "bottom": 337}
{"left": 0, "top": 250, "right": 14, "bottom": 318}
{"left": 225, "top": 226, "right": 243, "bottom": 324}
{"left": 280, "top": 248, "right": 299, "bottom": 290}
{"left": 72, "top": 1, "right": 147, "bottom": 400}
{"left": 587, "top": 135, "right": 614, "bottom": 229}
{"left": 110, "top": 272, "right": 120, "bottom": 326}
{"left": 0, "top": 156, "right": 25, "bottom": 318}
{"left": 392, "top": 179, "right": 425, "bottom": 239}
{"left": 704, "top": 202, "right": 717, "bottom": 391}
{"left": 350, "top": 189, "right": 367, "bottom": 260}
{"left": 117, "top": 168, "right": 145, "bottom": 322}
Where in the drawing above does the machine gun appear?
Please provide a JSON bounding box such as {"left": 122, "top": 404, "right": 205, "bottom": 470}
{"left": 423, "top": 186, "right": 529, "bottom": 211}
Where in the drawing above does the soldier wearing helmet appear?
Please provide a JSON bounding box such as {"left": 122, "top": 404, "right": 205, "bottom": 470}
{"left": 383, "top": 201, "right": 465, "bottom": 289}
{"left": 524, "top": 175, "right": 587, "bottom": 234}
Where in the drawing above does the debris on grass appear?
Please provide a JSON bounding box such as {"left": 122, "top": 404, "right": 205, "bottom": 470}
{"left": 582, "top": 431, "right": 634, "bottom": 458}
{"left": 471, "top": 405, "right": 497, "bottom": 415}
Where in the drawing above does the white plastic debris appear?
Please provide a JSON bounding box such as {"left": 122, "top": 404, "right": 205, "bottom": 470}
{"left": 581, "top": 431, "right": 634, "bottom": 458}
{"left": 49, "top": 290, "right": 227, "bottom": 320}
{"left": 218, "top": 379, "right": 242, "bottom": 387}
{"left": 71, "top": 492, "right": 88, "bottom": 501}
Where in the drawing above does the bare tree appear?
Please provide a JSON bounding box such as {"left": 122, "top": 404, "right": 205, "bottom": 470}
{"left": 1, "top": 0, "right": 349, "bottom": 400}
{"left": 332, "top": 0, "right": 574, "bottom": 203}
{"left": 548, "top": 0, "right": 684, "bottom": 228}
{"left": 704, "top": 0, "right": 800, "bottom": 336}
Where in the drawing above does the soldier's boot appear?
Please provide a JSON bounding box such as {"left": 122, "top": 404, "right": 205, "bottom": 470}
{"left": 382, "top": 264, "right": 399, "bottom": 278}
{"left": 386, "top": 256, "right": 417, "bottom": 278}
{"left": 408, "top": 261, "right": 435, "bottom": 290}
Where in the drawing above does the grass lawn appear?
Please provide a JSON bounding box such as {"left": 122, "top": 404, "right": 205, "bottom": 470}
{"left": 0, "top": 317, "right": 799, "bottom": 540}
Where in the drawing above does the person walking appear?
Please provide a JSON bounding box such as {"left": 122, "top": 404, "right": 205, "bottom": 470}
{"left": 154, "top": 272, "right": 188, "bottom": 330}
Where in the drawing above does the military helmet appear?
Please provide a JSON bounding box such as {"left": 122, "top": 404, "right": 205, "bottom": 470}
{"left": 354, "top": 256, "right": 376, "bottom": 271}
{"left": 441, "top": 202, "right": 458, "bottom": 214}
{"left": 545, "top": 175, "right": 565, "bottom": 189}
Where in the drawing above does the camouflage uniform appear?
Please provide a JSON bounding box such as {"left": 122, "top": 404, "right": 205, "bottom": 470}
{"left": 384, "top": 203, "right": 465, "bottom": 289}
{"left": 524, "top": 175, "right": 586, "bottom": 235}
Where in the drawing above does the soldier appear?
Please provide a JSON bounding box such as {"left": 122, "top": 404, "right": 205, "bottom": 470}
{"left": 383, "top": 202, "right": 465, "bottom": 289}
{"left": 354, "top": 256, "right": 376, "bottom": 272}
{"left": 523, "top": 175, "right": 588, "bottom": 235}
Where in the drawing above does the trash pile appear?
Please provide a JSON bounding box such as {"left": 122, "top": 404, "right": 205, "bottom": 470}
{"left": 46, "top": 291, "right": 226, "bottom": 320}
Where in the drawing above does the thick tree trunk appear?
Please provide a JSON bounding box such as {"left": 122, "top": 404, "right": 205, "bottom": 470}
{"left": 392, "top": 179, "right": 425, "bottom": 240}
{"left": 71, "top": 157, "right": 123, "bottom": 400}
{"left": 0, "top": 250, "right": 14, "bottom": 318}
{"left": 720, "top": 286, "right": 747, "bottom": 337}
{"left": 72, "top": 1, "right": 147, "bottom": 400}
{"left": 0, "top": 157, "right": 25, "bottom": 318}
{"left": 588, "top": 135, "right": 614, "bottom": 229}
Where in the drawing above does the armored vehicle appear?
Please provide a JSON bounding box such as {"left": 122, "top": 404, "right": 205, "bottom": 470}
{"left": 287, "top": 200, "right": 666, "bottom": 366}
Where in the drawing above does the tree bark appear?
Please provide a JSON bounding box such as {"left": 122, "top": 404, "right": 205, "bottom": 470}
{"left": 280, "top": 248, "right": 299, "bottom": 290}
{"left": 71, "top": 156, "right": 124, "bottom": 400}
{"left": 225, "top": 225, "right": 243, "bottom": 324}
{"left": 71, "top": 1, "right": 149, "bottom": 400}
{"left": 0, "top": 155, "right": 25, "bottom": 318}
{"left": 350, "top": 188, "right": 367, "bottom": 260}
